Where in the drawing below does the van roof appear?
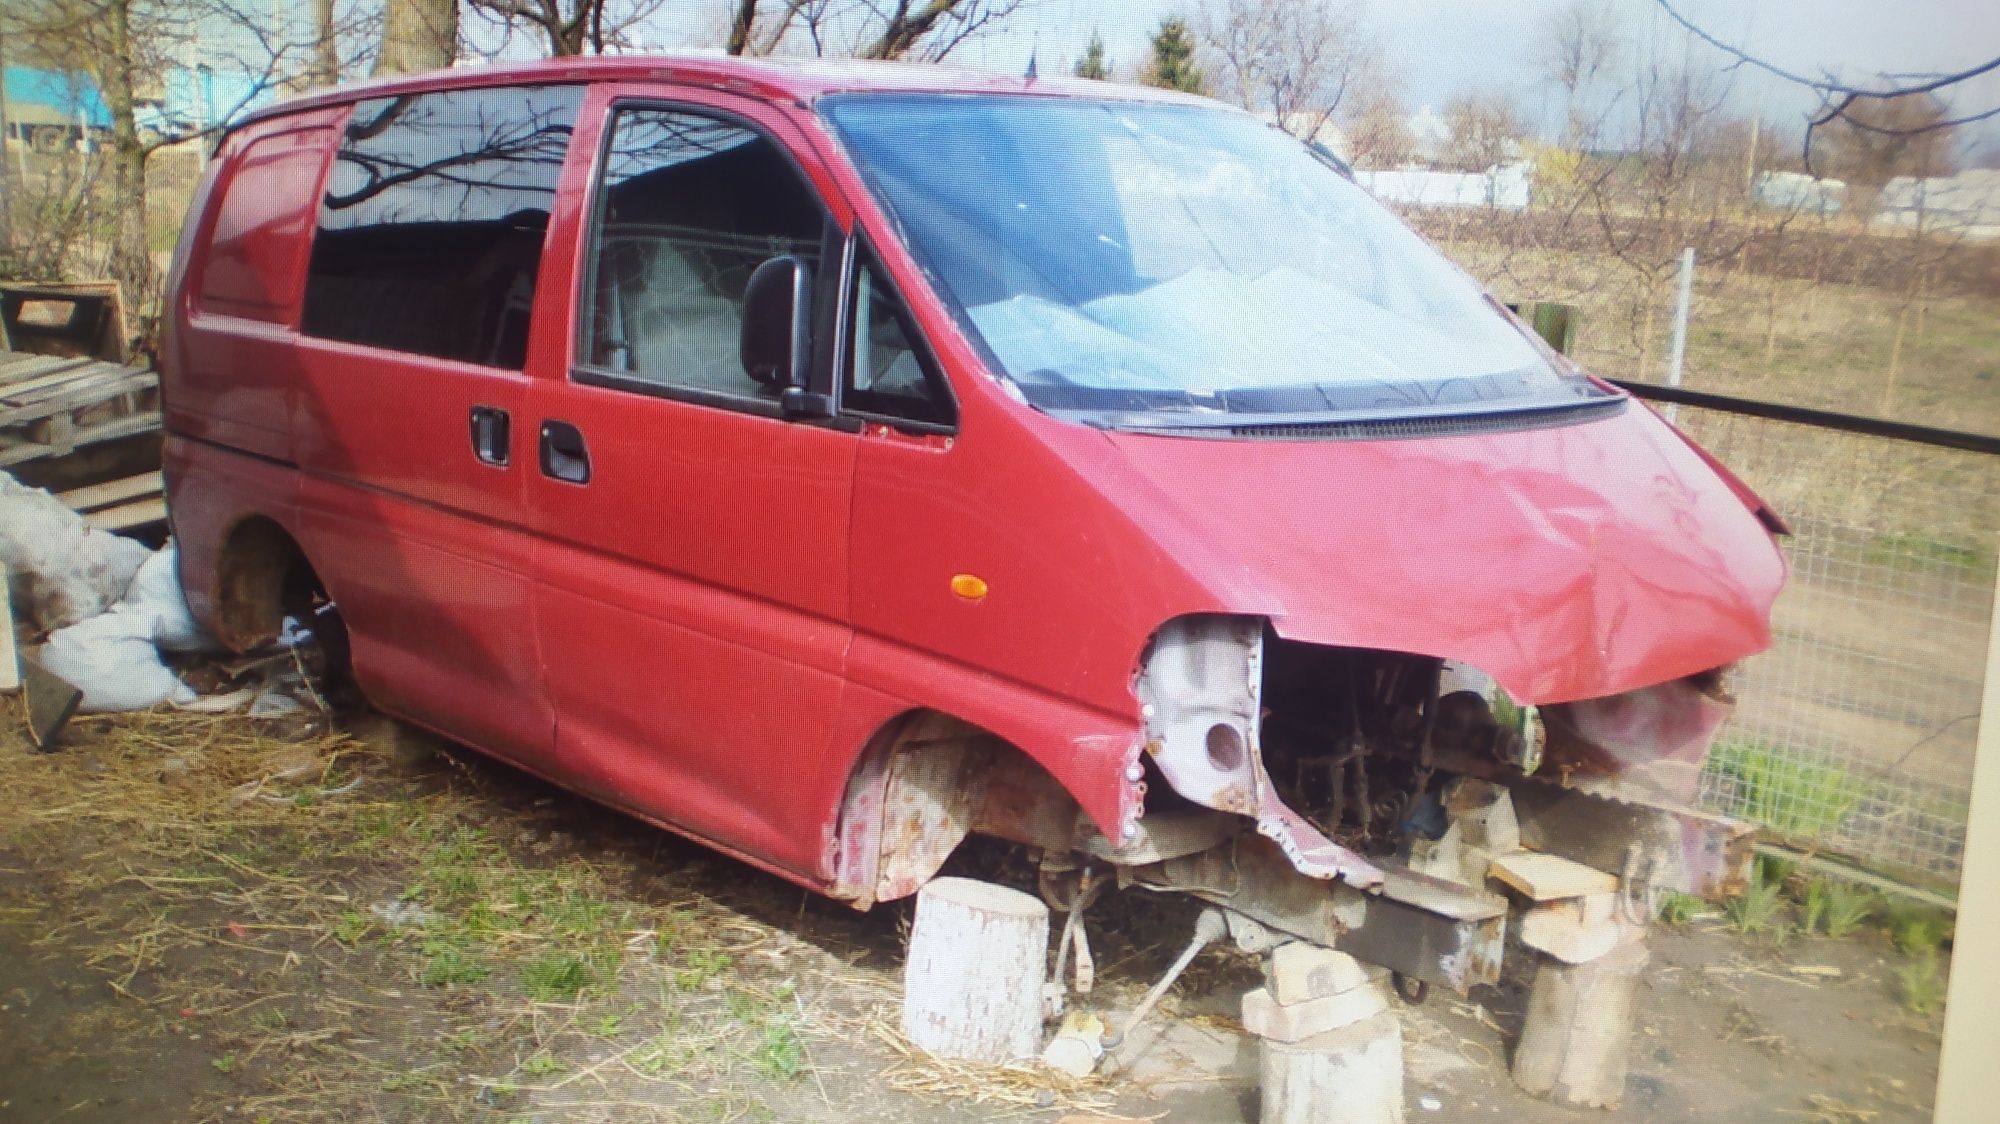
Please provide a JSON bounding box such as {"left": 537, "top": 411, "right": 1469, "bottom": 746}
{"left": 237, "top": 53, "right": 1216, "bottom": 129}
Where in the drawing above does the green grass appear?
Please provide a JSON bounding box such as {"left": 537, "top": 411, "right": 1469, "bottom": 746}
{"left": 1657, "top": 891, "right": 1708, "bottom": 925}
{"left": 1823, "top": 880, "right": 1878, "bottom": 939}
{"left": 418, "top": 940, "right": 490, "bottom": 987}
{"left": 1726, "top": 868, "right": 1789, "bottom": 937}
{"left": 1801, "top": 878, "right": 1831, "bottom": 936}
{"left": 1895, "top": 952, "right": 1948, "bottom": 1015}
{"left": 1884, "top": 902, "right": 1954, "bottom": 957}
{"left": 521, "top": 952, "right": 598, "bottom": 1001}
{"left": 1706, "top": 739, "right": 1864, "bottom": 842}
{"left": 1865, "top": 531, "right": 1993, "bottom": 574}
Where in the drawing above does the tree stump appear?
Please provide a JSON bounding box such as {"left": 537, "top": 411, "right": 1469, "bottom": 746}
{"left": 902, "top": 876, "right": 1050, "bottom": 1063}
{"left": 1260, "top": 1010, "right": 1406, "bottom": 1124}
{"left": 1511, "top": 930, "right": 1650, "bottom": 1109}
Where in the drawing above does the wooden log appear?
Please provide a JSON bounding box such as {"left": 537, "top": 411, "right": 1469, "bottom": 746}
{"left": 1511, "top": 932, "right": 1650, "bottom": 1109}
{"left": 1259, "top": 1010, "right": 1406, "bottom": 1124}
{"left": 902, "top": 876, "right": 1049, "bottom": 1063}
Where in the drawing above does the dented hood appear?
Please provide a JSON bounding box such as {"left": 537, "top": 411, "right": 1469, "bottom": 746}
{"left": 1101, "top": 402, "right": 1787, "bottom": 705}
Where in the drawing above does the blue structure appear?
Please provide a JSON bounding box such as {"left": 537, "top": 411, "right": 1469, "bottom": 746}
{"left": 4, "top": 65, "right": 114, "bottom": 144}
{"left": 4, "top": 63, "right": 275, "bottom": 148}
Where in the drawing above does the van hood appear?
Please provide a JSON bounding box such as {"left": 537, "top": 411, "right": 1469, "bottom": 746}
{"left": 1099, "top": 403, "right": 1787, "bottom": 705}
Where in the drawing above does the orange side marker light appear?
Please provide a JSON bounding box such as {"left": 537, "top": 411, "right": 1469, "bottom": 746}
{"left": 950, "top": 573, "right": 989, "bottom": 602}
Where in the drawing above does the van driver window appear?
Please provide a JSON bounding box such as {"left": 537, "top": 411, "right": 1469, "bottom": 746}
{"left": 584, "top": 109, "right": 826, "bottom": 399}
{"left": 301, "top": 86, "right": 583, "bottom": 369}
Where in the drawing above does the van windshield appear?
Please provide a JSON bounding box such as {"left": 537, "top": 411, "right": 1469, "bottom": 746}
{"left": 820, "top": 94, "right": 1609, "bottom": 425}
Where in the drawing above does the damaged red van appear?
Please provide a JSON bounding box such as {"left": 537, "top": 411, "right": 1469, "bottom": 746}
{"left": 160, "top": 56, "right": 1785, "bottom": 1032}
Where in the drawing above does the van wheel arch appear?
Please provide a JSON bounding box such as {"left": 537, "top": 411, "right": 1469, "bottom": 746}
{"left": 830, "top": 709, "right": 1084, "bottom": 907}
{"left": 212, "top": 516, "right": 324, "bottom": 653}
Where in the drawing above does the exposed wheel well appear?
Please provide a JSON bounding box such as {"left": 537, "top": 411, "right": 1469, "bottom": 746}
{"left": 213, "top": 516, "right": 322, "bottom": 652}
{"left": 831, "top": 709, "right": 1083, "bottom": 907}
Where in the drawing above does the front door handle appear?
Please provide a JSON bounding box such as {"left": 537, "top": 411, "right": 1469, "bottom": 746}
{"left": 469, "top": 405, "right": 510, "bottom": 466}
{"left": 539, "top": 420, "right": 591, "bottom": 484}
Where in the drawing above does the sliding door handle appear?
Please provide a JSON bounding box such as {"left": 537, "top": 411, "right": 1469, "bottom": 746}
{"left": 538, "top": 420, "right": 591, "bottom": 484}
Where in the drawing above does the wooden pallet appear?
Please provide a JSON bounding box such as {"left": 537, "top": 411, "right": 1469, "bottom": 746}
{"left": 59, "top": 469, "right": 167, "bottom": 531}
{"left": 0, "top": 349, "right": 160, "bottom": 470}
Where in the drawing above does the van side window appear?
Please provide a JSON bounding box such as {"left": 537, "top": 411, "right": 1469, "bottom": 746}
{"left": 845, "top": 257, "right": 955, "bottom": 429}
{"left": 583, "top": 109, "right": 826, "bottom": 399}
{"left": 300, "top": 86, "right": 583, "bottom": 369}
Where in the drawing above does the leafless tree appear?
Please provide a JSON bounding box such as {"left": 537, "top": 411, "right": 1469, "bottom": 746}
{"left": 376, "top": 0, "right": 458, "bottom": 73}
{"left": 1198, "top": 0, "right": 1377, "bottom": 142}
{"left": 713, "top": 0, "right": 1028, "bottom": 62}
{"left": 1340, "top": 90, "right": 1408, "bottom": 168}
{"left": 1440, "top": 92, "right": 1524, "bottom": 173}
{"left": 1650, "top": 0, "right": 1997, "bottom": 171}
{"left": 1536, "top": 0, "right": 1621, "bottom": 145}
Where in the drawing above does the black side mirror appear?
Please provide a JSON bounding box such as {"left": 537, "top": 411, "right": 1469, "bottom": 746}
{"left": 741, "top": 255, "right": 832, "bottom": 417}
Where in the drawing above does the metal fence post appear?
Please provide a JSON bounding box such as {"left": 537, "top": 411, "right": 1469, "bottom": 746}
{"left": 1664, "top": 247, "right": 1696, "bottom": 422}
{"left": 1933, "top": 557, "right": 2000, "bottom": 1122}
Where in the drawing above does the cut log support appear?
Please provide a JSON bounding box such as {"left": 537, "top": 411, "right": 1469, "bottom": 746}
{"left": 1260, "top": 1011, "right": 1406, "bottom": 1124}
{"left": 1511, "top": 930, "right": 1650, "bottom": 1109}
{"left": 902, "top": 876, "right": 1049, "bottom": 1063}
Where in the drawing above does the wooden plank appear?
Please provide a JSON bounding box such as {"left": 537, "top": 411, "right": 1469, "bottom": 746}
{"left": 1489, "top": 852, "right": 1620, "bottom": 902}
{"left": 0, "top": 409, "right": 161, "bottom": 468}
{"left": 84, "top": 496, "right": 168, "bottom": 532}
{"left": 23, "top": 655, "right": 83, "bottom": 750}
{"left": 58, "top": 470, "right": 164, "bottom": 513}
{"left": 0, "top": 370, "right": 155, "bottom": 427}
{"left": 0, "top": 354, "right": 92, "bottom": 388}
{"left": 0, "top": 561, "right": 17, "bottom": 694}
{"left": 0, "top": 362, "right": 125, "bottom": 404}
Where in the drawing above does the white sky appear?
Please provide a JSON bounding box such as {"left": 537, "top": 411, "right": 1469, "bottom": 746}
{"left": 614, "top": 0, "right": 2000, "bottom": 155}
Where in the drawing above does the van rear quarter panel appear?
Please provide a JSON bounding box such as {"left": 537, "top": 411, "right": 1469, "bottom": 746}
{"left": 168, "top": 110, "right": 342, "bottom": 461}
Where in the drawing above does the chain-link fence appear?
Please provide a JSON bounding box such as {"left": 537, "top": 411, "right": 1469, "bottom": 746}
{"left": 1655, "top": 399, "right": 1997, "bottom": 887}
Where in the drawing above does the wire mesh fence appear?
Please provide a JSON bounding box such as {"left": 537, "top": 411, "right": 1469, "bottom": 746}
{"left": 1661, "top": 400, "right": 1996, "bottom": 886}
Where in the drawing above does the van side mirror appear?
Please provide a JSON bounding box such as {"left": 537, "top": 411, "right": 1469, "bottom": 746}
{"left": 741, "top": 255, "right": 832, "bottom": 417}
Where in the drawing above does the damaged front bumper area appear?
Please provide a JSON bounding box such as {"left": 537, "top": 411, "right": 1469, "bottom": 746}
{"left": 1136, "top": 615, "right": 1386, "bottom": 889}
{"left": 1122, "top": 614, "right": 1754, "bottom": 991}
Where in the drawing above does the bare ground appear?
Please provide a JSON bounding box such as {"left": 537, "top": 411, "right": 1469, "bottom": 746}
{"left": 0, "top": 706, "right": 1945, "bottom": 1123}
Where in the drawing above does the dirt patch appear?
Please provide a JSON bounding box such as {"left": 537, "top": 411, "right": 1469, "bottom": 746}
{"left": 0, "top": 707, "right": 1944, "bottom": 1122}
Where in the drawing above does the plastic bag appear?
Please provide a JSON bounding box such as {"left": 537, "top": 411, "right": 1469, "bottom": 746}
{"left": 120, "top": 542, "right": 215, "bottom": 652}
{"left": 0, "top": 473, "right": 150, "bottom": 632}
{"left": 39, "top": 608, "right": 198, "bottom": 712}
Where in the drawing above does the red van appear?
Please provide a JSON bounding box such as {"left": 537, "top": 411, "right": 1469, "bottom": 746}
{"left": 160, "top": 57, "right": 1784, "bottom": 1007}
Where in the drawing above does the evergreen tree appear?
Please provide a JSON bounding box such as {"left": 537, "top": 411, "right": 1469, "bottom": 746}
{"left": 1074, "top": 30, "right": 1110, "bottom": 80}
{"left": 1142, "top": 17, "right": 1204, "bottom": 93}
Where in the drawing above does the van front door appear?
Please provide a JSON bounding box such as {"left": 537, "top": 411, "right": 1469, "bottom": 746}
{"left": 524, "top": 97, "right": 855, "bottom": 876}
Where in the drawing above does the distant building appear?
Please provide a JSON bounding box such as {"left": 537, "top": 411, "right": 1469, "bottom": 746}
{"left": 1356, "top": 162, "right": 1533, "bottom": 211}
{"left": 1753, "top": 171, "right": 1847, "bottom": 216}
{"left": 3, "top": 66, "right": 112, "bottom": 152}
{"left": 1875, "top": 169, "right": 2000, "bottom": 240}
{"left": 3, "top": 63, "right": 276, "bottom": 153}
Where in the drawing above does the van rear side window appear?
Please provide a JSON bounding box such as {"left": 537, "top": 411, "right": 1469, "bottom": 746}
{"left": 300, "top": 86, "right": 584, "bottom": 369}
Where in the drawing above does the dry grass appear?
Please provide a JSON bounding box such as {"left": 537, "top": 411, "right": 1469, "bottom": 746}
{"left": 0, "top": 708, "right": 1112, "bottom": 1122}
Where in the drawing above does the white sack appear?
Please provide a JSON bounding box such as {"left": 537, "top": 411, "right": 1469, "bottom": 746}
{"left": 39, "top": 608, "right": 197, "bottom": 712}
{"left": 0, "top": 474, "right": 151, "bottom": 632}
{"left": 121, "top": 542, "right": 215, "bottom": 652}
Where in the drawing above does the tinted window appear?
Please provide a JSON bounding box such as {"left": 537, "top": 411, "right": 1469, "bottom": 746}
{"left": 583, "top": 108, "right": 825, "bottom": 400}
{"left": 846, "top": 258, "right": 953, "bottom": 428}
{"left": 301, "top": 86, "right": 583, "bottom": 369}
